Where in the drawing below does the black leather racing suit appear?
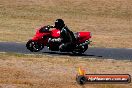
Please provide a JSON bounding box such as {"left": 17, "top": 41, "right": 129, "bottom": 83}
{"left": 59, "top": 26, "right": 76, "bottom": 52}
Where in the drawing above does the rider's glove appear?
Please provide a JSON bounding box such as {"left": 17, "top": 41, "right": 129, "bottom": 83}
{"left": 46, "top": 25, "right": 54, "bottom": 28}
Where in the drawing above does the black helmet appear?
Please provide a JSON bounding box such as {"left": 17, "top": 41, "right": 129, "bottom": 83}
{"left": 55, "top": 19, "right": 65, "bottom": 29}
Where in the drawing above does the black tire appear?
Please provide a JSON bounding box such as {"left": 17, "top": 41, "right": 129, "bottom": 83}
{"left": 72, "top": 44, "right": 88, "bottom": 54}
{"left": 76, "top": 75, "right": 87, "bottom": 85}
{"left": 26, "top": 40, "right": 44, "bottom": 52}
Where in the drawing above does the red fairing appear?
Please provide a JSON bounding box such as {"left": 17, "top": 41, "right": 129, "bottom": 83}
{"left": 78, "top": 32, "right": 91, "bottom": 43}
{"left": 31, "top": 25, "right": 92, "bottom": 46}
{"left": 31, "top": 28, "right": 60, "bottom": 45}
{"left": 51, "top": 28, "right": 60, "bottom": 38}
{"left": 32, "top": 29, "right": 47, "bottom": 41}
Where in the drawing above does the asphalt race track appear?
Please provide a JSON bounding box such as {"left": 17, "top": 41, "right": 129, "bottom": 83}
{"left": 0, "top": 42, "right": 132, "bottom": 60}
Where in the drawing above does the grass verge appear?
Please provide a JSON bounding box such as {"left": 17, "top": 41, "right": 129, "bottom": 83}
{"left": 0, "top": 52, "right": 131, "bottom": 88}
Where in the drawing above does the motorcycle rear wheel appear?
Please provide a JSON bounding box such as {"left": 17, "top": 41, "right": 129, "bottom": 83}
{"left": 72, "top": 44, "right": 88, "bottom": 54}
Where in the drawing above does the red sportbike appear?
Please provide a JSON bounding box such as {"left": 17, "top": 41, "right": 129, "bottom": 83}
{"left": 26, "top": 27, "right": 92, "bottom": 54}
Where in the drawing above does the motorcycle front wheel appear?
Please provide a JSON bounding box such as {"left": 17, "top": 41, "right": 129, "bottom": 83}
{"left": 26, "top": 40, "right": 44, "bottom": 52}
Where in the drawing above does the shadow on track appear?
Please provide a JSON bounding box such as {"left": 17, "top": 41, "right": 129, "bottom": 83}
{"left": 42, "top": 51, "right": 103, "bottom": 58}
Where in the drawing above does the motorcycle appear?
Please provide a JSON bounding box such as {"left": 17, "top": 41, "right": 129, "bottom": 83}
{"left": 26, "top": 26, "right": 92, "bottom": 54}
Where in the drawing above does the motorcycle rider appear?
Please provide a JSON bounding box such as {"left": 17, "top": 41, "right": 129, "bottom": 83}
{"left": 49, "top": 19, "right": 76, "bottom": 52}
